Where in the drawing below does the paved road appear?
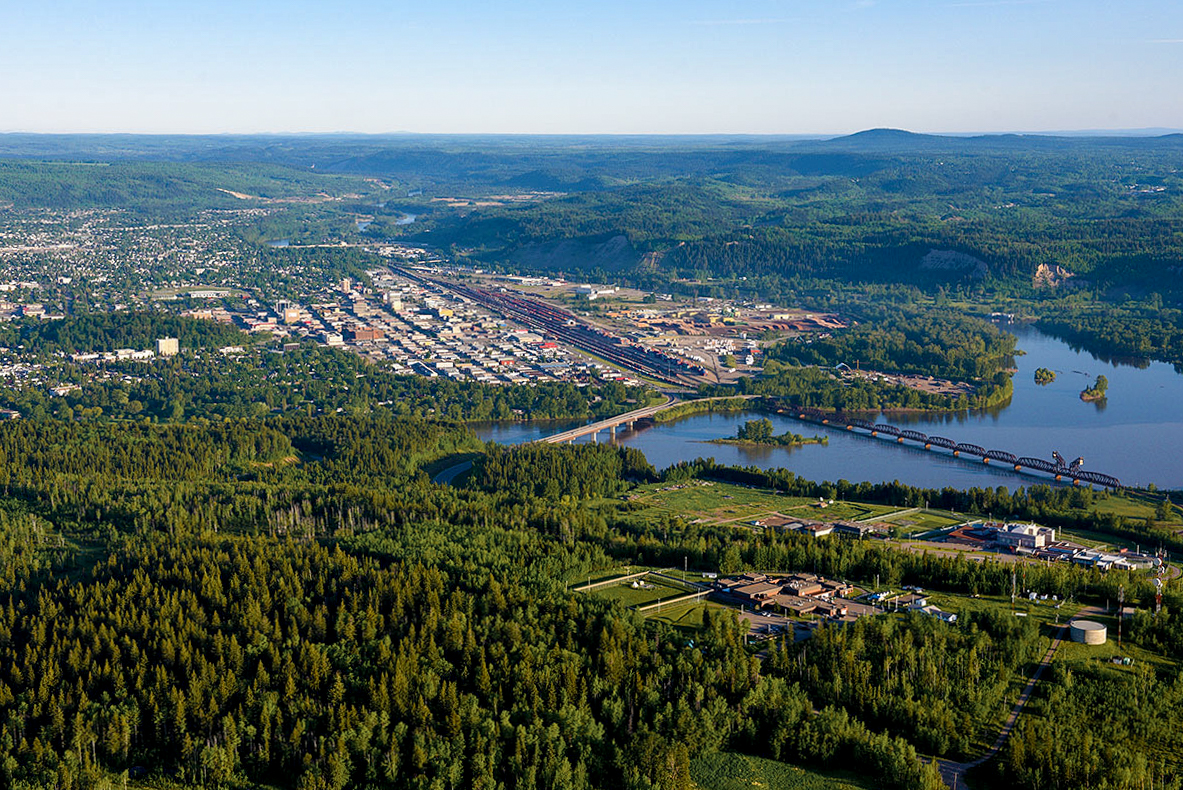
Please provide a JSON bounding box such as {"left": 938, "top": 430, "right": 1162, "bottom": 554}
{"left": 431, "top": 459, "right": 473, "bottom": 486}
{"left": 934, "top": 605, "right": 1104, "bottom": 788}
{"left": 537, "top": 394, "right": 759, "bottom": 445}
{"left": 538, "top": 396, "right": 676, "bottom": 444}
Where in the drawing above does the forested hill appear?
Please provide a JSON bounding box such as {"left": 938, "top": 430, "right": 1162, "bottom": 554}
{"left": 6, "top": 132, "right": 1183, "bottom": 292}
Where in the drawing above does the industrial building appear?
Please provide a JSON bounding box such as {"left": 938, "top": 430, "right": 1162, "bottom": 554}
{"left": 1069, "top": 620, "right": 1108, "bottom": 645}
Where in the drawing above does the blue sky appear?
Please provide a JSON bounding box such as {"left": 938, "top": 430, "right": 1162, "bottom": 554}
{"left": 1, "top": 0, "right": 1181, "bottom": 134}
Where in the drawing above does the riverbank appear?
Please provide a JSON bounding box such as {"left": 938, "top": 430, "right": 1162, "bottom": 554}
{"left": 652, "top": 396, "right": 764, "bottom": 423}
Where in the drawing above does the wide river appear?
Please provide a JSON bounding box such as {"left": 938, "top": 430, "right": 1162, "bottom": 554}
{"left": 472, "top": 326, "right": 1183, "bottom": 490}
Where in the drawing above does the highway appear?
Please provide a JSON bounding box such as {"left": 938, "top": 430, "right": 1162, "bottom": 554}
{"left": 537, "top": 397, "right": 676, "bottom": 444}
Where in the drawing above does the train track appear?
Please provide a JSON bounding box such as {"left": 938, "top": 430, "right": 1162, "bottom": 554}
{"left": 397, "top": 268, "right": 705, "bottom": 385}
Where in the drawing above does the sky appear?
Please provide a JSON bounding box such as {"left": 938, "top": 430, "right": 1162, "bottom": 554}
{"left": 1, "top": 0, "right": 1181, "bottom": 135}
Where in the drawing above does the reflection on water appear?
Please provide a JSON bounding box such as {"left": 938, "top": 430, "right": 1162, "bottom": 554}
{"left": 472, "top": 326, "right": 1183, "bottom": 490}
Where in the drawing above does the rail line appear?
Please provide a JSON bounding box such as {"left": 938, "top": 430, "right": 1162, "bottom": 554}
{"left": 394, "top": 267, "right": 705, "bottom": 386}
{"left": 788, "top": 407, "right": 1121, "bottom": 488}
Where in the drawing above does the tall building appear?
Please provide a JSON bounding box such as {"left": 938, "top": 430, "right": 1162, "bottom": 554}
{"left": 156, "top": 337, "right": 180, "bottom": 357}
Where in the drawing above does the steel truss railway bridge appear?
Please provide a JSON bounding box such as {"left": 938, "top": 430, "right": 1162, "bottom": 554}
{"left": 789, "top": 408, "right": 1121, "bottom": 489}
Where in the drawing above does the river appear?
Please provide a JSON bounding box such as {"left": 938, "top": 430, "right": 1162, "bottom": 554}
{"left": 470, "top": 326, "right": 1183, "bottom": 490}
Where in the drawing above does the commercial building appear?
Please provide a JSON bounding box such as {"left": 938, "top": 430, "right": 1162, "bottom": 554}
{"left": 993, "top": 523, "right": 1056, "bottom": 549}
{"left": 346, "top": 326, "right": 385, "bottom": 342}
{"left": 156, "top": 337, "right": 180, "bottom": 357}
{"left": 574, "top": 284, "right": 619, "bottom": 300}
{"left": 715, "top": 572, "right": 858, "bottom": 619}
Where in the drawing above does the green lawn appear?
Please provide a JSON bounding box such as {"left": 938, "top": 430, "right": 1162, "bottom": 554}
{"left": 629, "top": 480, "right": 896, "bottom": 526}
{"left": 594, "top": 576, "right": 693, "bottom": 608}
{"left": 691, "top": 752, "right": 877, "bottom": 790}
{"left": 565, "top": 565, "right": 657, "bottom": 587}
{"left": 883, "top": 509, "right": 963, "bottom": 535}
{"left": 1054, "top": 612, "right": 1179, "bottom": 673}
{"left": 646, "top": 600, "right": 731, "bottom": 631}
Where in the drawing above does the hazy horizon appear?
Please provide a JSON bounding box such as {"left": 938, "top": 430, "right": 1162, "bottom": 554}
{"left": 1, "top": 127, "right": 1181, "bottom": 139}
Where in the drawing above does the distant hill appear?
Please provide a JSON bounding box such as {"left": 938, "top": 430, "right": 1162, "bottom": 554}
{"left": 804, "top": 128, "right": 1183, "bottom": 154}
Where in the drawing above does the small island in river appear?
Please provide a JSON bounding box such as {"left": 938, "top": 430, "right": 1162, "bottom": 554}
{"left": 710, "top": 418, "right": 828, "bottom": 448}
{"left": 1081, "top": 374, "right": 1108, "bottom": 401}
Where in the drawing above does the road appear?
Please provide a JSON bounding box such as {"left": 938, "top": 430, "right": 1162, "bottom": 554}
{"left": 933, "top": 605, "right": 1104, "bottom": 788}
{"left": 431, "top": 459, "right": 473, "bottom": 486}
{"left": 432, "top": 395, "right": 763, "bottom": 485}
{"left": 538, "top": 397, "right": 676, "bottom": 444}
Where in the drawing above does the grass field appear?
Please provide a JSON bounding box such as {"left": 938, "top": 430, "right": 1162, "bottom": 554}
{"left": 1089, "top": 490, "right": 1178, "bottom": 523}
{"left": 646, "top": 600, "right": 732, "bottom": 631}
{"left": 565, "top": 565, "right": 656, "bottom": 587}
{"left": 923, "top": 590, "right": 1079, "bottom": 631}
{"left": 1054, "top": 612, "right": 1179, "bottom": 673}
{"left": 629, "top": 480, "right": 897, "bottom": 527}
{"left": 883, "top": 508, "right": 964, "bottom": 535}
{"left": 594, "top": 576, "right": 693, "bottom": 608}
{"left": 691, "top": 752, "right": 876, "bottom": 790}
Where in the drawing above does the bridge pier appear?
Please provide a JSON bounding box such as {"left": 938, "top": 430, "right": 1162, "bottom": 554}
{"left": 609, "top": 425, "right": 617, "bottom": 440}
{"left": 592, "top": 430, "right": 599, "bottom": 444}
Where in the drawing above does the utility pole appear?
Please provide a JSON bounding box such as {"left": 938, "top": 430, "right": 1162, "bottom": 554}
{"left": 1118, "top": 584, "right": 1125, "bottom": 649}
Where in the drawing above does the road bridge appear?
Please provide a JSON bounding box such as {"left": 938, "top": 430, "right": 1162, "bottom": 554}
{"left": 537, "top": 396, "right": 759, "bottom": 445}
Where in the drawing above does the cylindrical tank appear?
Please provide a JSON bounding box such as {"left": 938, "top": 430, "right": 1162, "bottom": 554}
{"left": 1069, "top": 619, "right": 1107, "bottom": 645}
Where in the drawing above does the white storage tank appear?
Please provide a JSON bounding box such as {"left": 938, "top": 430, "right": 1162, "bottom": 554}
{"left": 1069, "top": 619, "right": 1107, "bottom": 645}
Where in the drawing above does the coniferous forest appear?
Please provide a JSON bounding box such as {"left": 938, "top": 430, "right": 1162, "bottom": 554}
{"left": 0, "top": 407, "right": 1179, "bottom": 790}
{"left": 2, "top": 133, "right": 1183, "bottom": 790}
